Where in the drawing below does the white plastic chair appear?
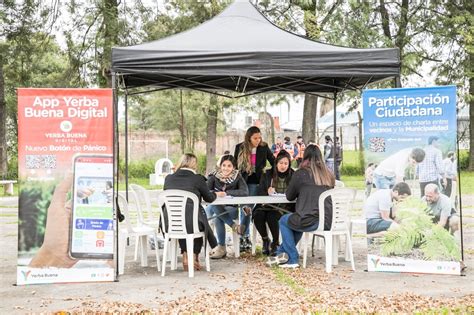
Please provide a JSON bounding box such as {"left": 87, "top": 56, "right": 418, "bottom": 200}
{"left": 117, "top": 193, "right": 161, "bottom": 275}
{"left": 335, "top": 180, "right": 345, "bottom": 188}
{"left": 158, "top": 189, "right": 210, "bottom": 278}
{"left": 302, "top": 188, "right": 356, "bottom": 272}
{"left": 130, "top": 184, "right": 161, "bottom": 261}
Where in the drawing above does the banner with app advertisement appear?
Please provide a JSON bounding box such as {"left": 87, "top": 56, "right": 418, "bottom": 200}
{"left": 17, "top": 88, "right": 115, "bottom": 285}
{"left": 362, "top": 86, "right": 462, "bottom": 275}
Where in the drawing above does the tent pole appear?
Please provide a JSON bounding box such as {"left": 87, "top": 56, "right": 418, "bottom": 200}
{"left": 333, "top": 92, "right": 337, "bottom": 179}
{"left": 112, "top": 72, "right": 120, "bottom": 281}
{"left": 125, "top": 93, "right": 129, "bottom": 201}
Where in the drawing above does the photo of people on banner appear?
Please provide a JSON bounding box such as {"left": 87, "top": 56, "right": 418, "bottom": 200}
{"left": 362, "top": 86, "right": 462, "bottom": 275}
{"left": 16, "top": 88, "right": 115, "bottom": 285}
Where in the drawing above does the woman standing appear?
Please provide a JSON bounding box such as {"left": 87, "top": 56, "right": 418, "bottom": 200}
{"left": 206, "top": 155, "right": 249, "bottom": 259}
{"left": 163, "top": 153, "right": 217, "bottom": 271}
{"left": 253, "top": 150, "right": 295, "bottom": 256}
{"left": 267, "top": 145, "right": 334, "bottom": 268}
{"left": 234, "top": 126, "right": 275, "bottom": 251}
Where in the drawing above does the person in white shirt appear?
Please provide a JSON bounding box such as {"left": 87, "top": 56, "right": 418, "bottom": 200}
{"left": 364, "top": 182, "right": 411, "bottom": 234}
{"left": 373, "top": 148, "right": 425, "bottom": 189}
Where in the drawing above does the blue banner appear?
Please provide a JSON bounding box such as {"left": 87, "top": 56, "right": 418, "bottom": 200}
{"left": 362, "top": 86, "right": 461, "bottom": 275}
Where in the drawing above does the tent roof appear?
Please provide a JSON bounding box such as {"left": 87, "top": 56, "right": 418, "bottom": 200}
{"left": 112, "top": 0, "right": 400, "bottom": 97}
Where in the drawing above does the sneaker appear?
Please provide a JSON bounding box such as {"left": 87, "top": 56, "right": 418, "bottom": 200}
{"left": 239, "top": 237, "right": 247, "bottom": 252}
{"left": 244, "top": 236, "right": 252, "bottom": 250}
{"left": 279, "top": 263, "right": 300, "bottom": 269}
{"left": 210, "top": 245, "right": 227, "bottom": 259}
{"left": 265, "top": 252, "right": 289, "bottom": 266}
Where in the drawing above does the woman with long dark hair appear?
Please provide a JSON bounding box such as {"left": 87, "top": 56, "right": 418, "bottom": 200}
{"left": 267, "top": 145, "right": 335, "bottom": 268}
{"left": 163, "top": 153, "right": 217, "bottom": 271}
{"left": 206, "top": 155, "right": 249, "bottom": 259}
{"left": 234, "top": 126, "right": 275, "bottom": 251}
{"left": 253, "top": 150, "right": 295, "bottom": 256}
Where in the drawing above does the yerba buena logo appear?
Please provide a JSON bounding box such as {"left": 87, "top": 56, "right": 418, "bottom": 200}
{"left": 21, "top": 270, "right": 31, "bottom": 281}
{"left": 371, "top": 258, "right": 380, "bottom": 268}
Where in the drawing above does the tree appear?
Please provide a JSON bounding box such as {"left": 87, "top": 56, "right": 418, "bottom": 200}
{"left": 428, "top": 1, "right": 473, "bottom": 170}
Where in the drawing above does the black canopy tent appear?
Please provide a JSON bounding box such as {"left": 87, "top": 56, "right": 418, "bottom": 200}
{"left": 110, "top": 0, "right": 400, "bottom": 277}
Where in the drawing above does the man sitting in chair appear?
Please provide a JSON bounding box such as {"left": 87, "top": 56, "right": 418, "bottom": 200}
{"left": 422, "top": 183, "right": 460, "bottom": 234}
{"left": 364, "top": 182, "right": 411, "bottom": 235}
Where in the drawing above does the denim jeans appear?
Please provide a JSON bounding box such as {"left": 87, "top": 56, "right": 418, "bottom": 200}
{"left": 276, "top": 214, "right": 319, "bottom": 265}
{"left": 240, "top": 183, "right": 259, "bottom": 236}
{"left": 206, "top": 204, "right": 238, "bottom": 246}
{"left": 373, "top": 173, "right": 395, "bottom": 189}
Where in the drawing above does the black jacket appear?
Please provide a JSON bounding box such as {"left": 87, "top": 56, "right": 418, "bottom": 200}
{"left": 285, "top": 168, "right": 333, "bottom": 230}
{"left": 234, "top": 142, "right": 275, "bottom": 184}
{"left": 207, "top": 173, "right": 249, "bottom": 196}
{"left": 163, "top": 169, "right": 216, "bottom": 233}
{"left": 256, "top": 168, "right": 295, "bottom": 213}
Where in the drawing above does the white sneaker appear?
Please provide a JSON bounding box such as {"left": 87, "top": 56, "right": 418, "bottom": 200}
{"left": 279, "top": 263, "right": 300, "bottom": 269}
{"left": 265, "top": 252, "right": 288, "bottom": 266}
{"left": 210, "top": 245, "right": 227, "bottom": 259}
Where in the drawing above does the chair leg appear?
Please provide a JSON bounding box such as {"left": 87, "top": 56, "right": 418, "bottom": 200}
{"left": 324, "top": 234, "right": 332, "bottom": 273}
{"left": 139, "top": 235, "right": 148, "bottom": 267}
{"left": 134, "top": 236, "right": 140, "bottom": 261}
{"left": 161, "top": 236, "right": 169, "bottom": 277}
{"left": 186, "top": 237, "right": 194, "bottom": 278}
{"left": 118, "top": 233, "right": 127, "bottom": 275}
{"left": 302, "top": 233, "right": 309, "bottom": 268}
{"left": 251, "top": 223, "right": 257, "bottom": 255}
{"left": 205, "top": 243, "right": 211, "bottom": 272}
{"left": 332, "top": 235, "right": 339, "bottom": 266}
{"left": 170, "top": 239, "right": 177, "bottom": 271}
{"left": 153, "top": 234, "right": 161, "bottom": 272}
{"left": 233, "top": 227, "right": 240, "bottom": 258}
{"left": 346, "top": 231, "right": 355, "bottom": 271}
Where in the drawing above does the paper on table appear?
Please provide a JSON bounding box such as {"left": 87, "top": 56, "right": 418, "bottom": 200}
{"left": 271, "top": 193, "right": 286, "bottom": 197}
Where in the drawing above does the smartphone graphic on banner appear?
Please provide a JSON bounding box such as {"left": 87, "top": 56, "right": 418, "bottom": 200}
{"left": 70, "top": 155, "right": 114, "bottom": 259}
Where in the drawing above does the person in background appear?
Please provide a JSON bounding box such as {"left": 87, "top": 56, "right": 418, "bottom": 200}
{"left": 235, "top": 126, "right": 275, "bottom": 251}
{"left": 442, "top": 151, "right": 457, "bottom": 197}
{"left": 323, "top": 135, "right": 334, "bottom": 174}
{"left": 282, "top": 136, "right": 295, "bottom": 159}
{"left": 364, "top": 182, "right": 411, "bottom": 235}
{"left": 365, "top": 163, "right": 376, "bottom": 197}
{"left": 294, "top": 136, "right": 306, "bottom": 167}
{"left": 266, "top": 145, "right": 335, "bottom": 269}
{"left": 271, "top": 137, "right": 283, "bottom": 157}
{"left": 334, "top": 136, "right": 343, "bottom": 180}
{"left": 373, "top": 148, "right": 425, "bottom": 189}
{"left": 417, "top": 136, "right": 445, "bottom": 197}
{"left": 422, "top": 184, "right": 460, "bottom": 234}
{"left": 253, "top": 150, "right": 295, "bottom": 256}
{"left": 163, "top": 153, "right": 218, "bottom": 271}
{"left": 206, "top": 155, "right": 248, "bottom": 259}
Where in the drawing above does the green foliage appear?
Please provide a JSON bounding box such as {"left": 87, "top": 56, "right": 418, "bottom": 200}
{"left": 380, "top": 197, "right": 460, "bottom": 261}
{"left": 421, "top": 225, "right": 461, "bottom": 261}
{"left": 18, "top": 180, "right": 56, "bottom": 252}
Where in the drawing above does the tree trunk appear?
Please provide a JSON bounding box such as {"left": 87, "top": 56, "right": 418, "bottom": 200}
{"left": 179, "top": 91, "right": 186, "bottom": 154}
{"left": 302, "top": 94, "right": 318, "bottom": 142}
{"left": 206, "top": 95, "right": 218, "bottom": 175}
{"left": 320, "top": 98, "right": 333, "bottom": 118}
{"left": 99, "top": 0, "right": 119, "bottom": 88}
{"left": 0, "top": 64, "right": 6, "bottom": 178}
{"left": 468, "top": 75, "right": 474, "bottom": 171}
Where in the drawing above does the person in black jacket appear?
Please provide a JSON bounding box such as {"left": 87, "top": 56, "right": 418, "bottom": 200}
{"left": 266, "top": 145, "right": 335, "bottom": 269}
{"left": 206, "top": 155, "right": 249, "bottom": 259}
{"left": 163, "top": 153, "right": 217, "bottom": 271}
{"left": 234, "top": 126, "right": 275, "bottom": 251}
{"left": 253, "top": 150, "right": 295, "bottom": 256}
